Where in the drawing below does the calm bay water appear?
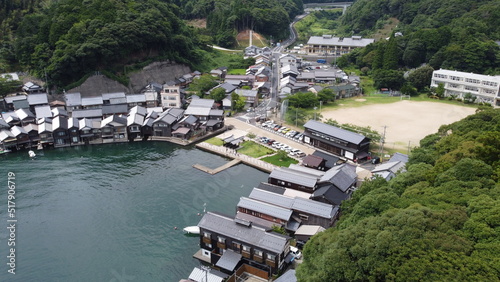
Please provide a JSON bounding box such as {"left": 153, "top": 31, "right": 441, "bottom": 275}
{"left": 0, "top": 142, "right": 267, "bottom": 281}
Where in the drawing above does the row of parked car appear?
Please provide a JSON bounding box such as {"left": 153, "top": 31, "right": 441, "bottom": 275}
{"left": 260, "top": 120, "right": 304, "bottom": 142}
{"left": 259, "top": 136, "right": 306, "bottom": 158}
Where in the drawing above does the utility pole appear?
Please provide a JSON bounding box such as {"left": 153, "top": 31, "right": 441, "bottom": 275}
{"left": 379, "top": 125, "right": 387, "bottom": 161}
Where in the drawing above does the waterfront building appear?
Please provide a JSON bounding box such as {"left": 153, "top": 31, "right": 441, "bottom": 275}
{"left": 160, "top": 83, "right": 183, "bottom": 109}
{"left": 430, "top": 69, "right": 500, "bottom": 106}
{"left": 195, "top": 211, "right": 291, "bottom": 276}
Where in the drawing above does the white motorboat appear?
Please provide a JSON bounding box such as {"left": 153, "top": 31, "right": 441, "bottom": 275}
{"left": 183, "top": 226, "right": 200, "bottom": 235}
{"left": 28, "top": 150, "right": 36, "bottom": 159}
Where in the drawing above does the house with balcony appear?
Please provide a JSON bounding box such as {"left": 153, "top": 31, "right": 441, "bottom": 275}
{"left": 100, "top": 115, "right": 127, "bottom": 143}
{"left": 79, "top": 118, "right": 99, "bottom": 144}
{"left": 195, "top": 212, "right": 290, "bottom": 276}
{"left": 11, "top": 125, "right": 30, "bottom": 148}
{"left": 23, "top": 123, "right": 40, "bottom": 144}
{"left": 236, "top": 197, "right": 295, "bottom": 231}
{"left": 38, "top": 121, "right": 54, "bottom": 146}
{"left": 160, "top": 83, "right": 183, "bottom": 109}
{"left": 68, "top": 117, "right": 81, "bottom": 145}
{"left": 248, "top": 188, "right": 339, "bottom": 229}
{"left": 0, "top": 129, "right": 17, "bottom": 150}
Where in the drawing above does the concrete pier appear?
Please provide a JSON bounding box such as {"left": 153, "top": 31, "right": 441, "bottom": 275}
{"left": 195, "top": 142, "right": 277, "bottom": 173}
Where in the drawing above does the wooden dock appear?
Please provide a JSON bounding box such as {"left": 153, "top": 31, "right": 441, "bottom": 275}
{"left": 193, "top": 159, "right": 242, "bottom": 175}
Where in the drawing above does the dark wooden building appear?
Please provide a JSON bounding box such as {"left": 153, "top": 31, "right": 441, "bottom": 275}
{"left": 303, "top": 120, "right": 370, "bottom": 161}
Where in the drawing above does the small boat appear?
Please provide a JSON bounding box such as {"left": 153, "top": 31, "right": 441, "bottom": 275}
{"left": 183, "top": 226, "right": 200, "bottom": 235}
{"left": 29, "top": 150, "right": 36, "bottom": 159}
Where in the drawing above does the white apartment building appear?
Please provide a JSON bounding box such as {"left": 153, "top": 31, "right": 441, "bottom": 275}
{"left": 430, "top": 69, "right": 500, "bottom": 106}
{"left": 160, "top": 84, "right": 182, "bottom": 108}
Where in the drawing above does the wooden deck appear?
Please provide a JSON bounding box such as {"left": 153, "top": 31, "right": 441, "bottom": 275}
{"left": 193, "top": 159, "right": 242, "bottom": 175}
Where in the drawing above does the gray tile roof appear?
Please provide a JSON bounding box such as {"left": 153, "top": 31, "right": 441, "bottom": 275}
{"left": 0, "top": 129, "right": 14, "bottom": 141}
{"left": 312, "top": 150, "right": 340, "bottom": 168}
{"left": 102, "top": 104, "right": 128, "bottom": 115}
{"left": 372, "top": 161, "right": 406, "bottom": 174}
{"left": 235, "top": 89, "right": 258, "bottom": 97}
{"left": 209, "top": 109, "right": 224, "bottom": 117}
{"left": 189, "top": 98, "right": 214, "bottom": 108}
{"left": 23, "top": 123, "right": 38, "bottom": 133}
{"left": 269, "top": 168, "right": 318, "bottom": 188}
{"left": 312, "top": 185, "right": 351, "bottom": 205}
{"left": 64, "top": 92, "right": 82, "bottom": 107}
{"left": 79, "top": 118, "right": 94, "bottom": 130}
{"left": 52, "top": 116, "right": 69, "bottom": 131}
{"left": 0, "top": 119, "right": 9, "bottom": 129}
{"left": 4, "top": 95, "right": 27, "bottom": 104}
{"left": 319, "top": 164, "right": 357, "bottom": 192}
{"left": 238, "top": 197, "right": 292, "bottom": 221}
{"left": 35, "top": 105, "right": 53, "bottom": 119}
{"left": 102, "top": 92, "right": 125, "bottom": 100}
{"left": 185, "top": 106, "right": 211, "bottom": 116}
{"left": 197, "top": 212, "right": 289, "bottom": 254}
{"left": 129, "top": 106, "right": 147, "bottom": 117}
{"left": 38, "top": 121, "right": 52, "bottom": 133}
{"left": 127, "top": 113, "right": 144, "bottom": 126}
{"left": 126, "top": 94, "right": 146, "bottom": 103}
{"left": 109, "top": 97, "right": 127, "bottom": 105}
{"left": 81, "top": 96, "right": 103, "bottom": 106}
{"left": 257, "top": 183, "right": 286, "bottom": 194}
{"left": 215, "top": 249, "right": 242, "bottom": 271}
{"left": 249, "top": 188, "right": 295, "bottom": 209}
{"left": 68, "top": 117, "right": 79, "bottom": 129}
{"left": 27, "top": 93, "right": 48, "bottom": 105}
{"left": 275, "top": 269, "right": 297, "bottom": 282}
{"left": 71, "top": 109, "right": 103, "bottom": 119}
{"left": 15, "top": 108, "right": 35, "bottom": 120}
{"left": 389, "top": 152, "right": 409, "bottom": 163}
{"left": 307, "top": 35, "right": 374, "bottom": 47}
{"left": 10, "top": 125, "right": 27, "bottom": 137}
{"left": 51, "top": 108, "right": 68, "bottom": 117}
{"left": 304, "top": 120, "right": 368, "bottom": 145}
{"left": 292, "top": 197, "right": 338, "bottom": 219}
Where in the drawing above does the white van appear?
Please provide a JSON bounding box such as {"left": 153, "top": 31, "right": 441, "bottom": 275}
{"left": 290, "top": 246, "right": 302, "bottom": 259}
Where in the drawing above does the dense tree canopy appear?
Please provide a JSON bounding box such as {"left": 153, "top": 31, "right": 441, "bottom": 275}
{"left": 297, "top": 108, "right": 500, "bottom": 281}
{"left": 2, "top": 0, "right": 206, "bottom": 88}
{"left": 337, "top": 0, "right": 500, "bottom": 90}
{"left": 177, "top": 0, "right": 303, "bottom": 47}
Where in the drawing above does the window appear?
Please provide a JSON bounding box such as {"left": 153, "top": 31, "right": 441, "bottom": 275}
{"left": 57, "top": 131, "right": 66, "bottom": 136}
{"left": 266, "top": 253, "right": 275, "bottom": 260}
{"left": 299, "top": 214, "right": 309, "bottom": 221}
{"left": 242, "top": 245, "right": 251, "bottom": 252}
{"left": 464, "top": 85, "right": 479, "bottom": 92}
{"left": 72, "top": 137, "right": 79, "bottom": 143}
{"left": 254, "top": 249, "right": 263, "bottom": 257}
{"left": 217, "top": 236, "right": 226, "bottom": 243}
{"left": 233, "top": 242, "right": 241, "bottom": 252}
{"left": 465, "top": 78, "right": 480, "bottom": 84}
{"left": 203, "top": 232, "right": 211, "bottom": 238}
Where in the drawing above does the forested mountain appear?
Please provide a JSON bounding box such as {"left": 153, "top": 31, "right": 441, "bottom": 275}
{"left": 337, "top": 0, "right": 500, "bottom": 76}
{"left": 1, "top": 0, "right": 205, "bottom": 88}
{"left": 296, "top": 108, "right": 500, "bottom": 281}
{"left": 175, "top": 0, "right": 303, "bottom": 47}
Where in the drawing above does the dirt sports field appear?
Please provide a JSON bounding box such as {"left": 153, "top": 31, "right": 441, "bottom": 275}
{"left": 321, "top": 100, "right": 477, "bottom": 151}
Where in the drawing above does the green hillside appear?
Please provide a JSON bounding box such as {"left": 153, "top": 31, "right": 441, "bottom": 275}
{"left": 337, "top": 0, "right": 500, "bottom": 75}
{"left": 297, "top": 108, "right": 500, "bottom": 281}
{"left": 1, "top": 0, "right": 206, "bottom": 88}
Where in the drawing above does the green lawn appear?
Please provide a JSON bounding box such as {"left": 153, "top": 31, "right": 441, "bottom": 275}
{"left": 237, "top": 141, "right": 274, "bottom": 158}
{"left": 227, "top": 69, "right": 246, "bottom": 75}
{"left": 261, "top": 153, "right": 299, "bottom": 167}
{"left": 204, "top": 137, "right": 224, "bottom": 146}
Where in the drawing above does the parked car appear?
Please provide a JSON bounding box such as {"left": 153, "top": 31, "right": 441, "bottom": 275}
{"left": 294, "top": 133, "right": 303, "bottom": 141}
{"left": 286, "top": 130, "right": 296, "bottom": 137}
{"left": 290, "top": 246, "right": 302, "bottom": 259}
{"left": 272, "top": 142, "right": 282, "bottom": 148}
{"left": 282, "top": 128, "right": 291, "bottom": 134}
{"left": 282, "top": 145, "right": 293, "bottom": 152}
{"left": 278, "top": 127, "right": 288, "bottom": 133}
{"left": 260, "top": 137, "right": 269, "bottom": 143}
{"left": 289, "top": 149, "right": 301, "bottom": 155}
{"left": 267, "top": 139, "right": 276, "bottom": 145}
{"left": 273, "top": 125, "right": 282, "bottom": 131}
{"left": 289, "top": 131, "right": 299, "bottom": 138}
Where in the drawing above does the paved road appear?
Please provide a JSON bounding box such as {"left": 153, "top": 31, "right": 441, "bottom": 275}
{"left": 225, "top": 117, "right": 315, "bottom": 155}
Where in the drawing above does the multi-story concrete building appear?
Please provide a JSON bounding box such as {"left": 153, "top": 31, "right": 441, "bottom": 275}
{"left": 306, "top": 35, "right": 374, "bottom": 56}
{"left": 430, "top": 69, "right": 500, "bottom": 106}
